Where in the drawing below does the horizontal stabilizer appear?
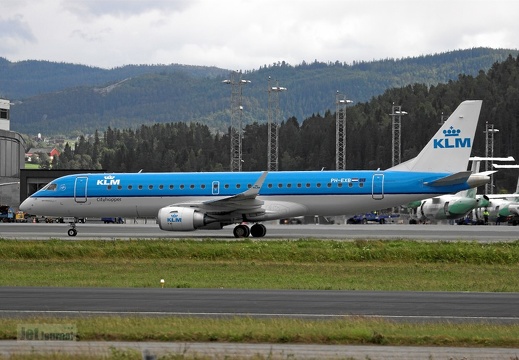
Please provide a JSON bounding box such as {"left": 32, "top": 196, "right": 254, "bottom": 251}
{"left": 493, "top": 164, "right": 519, "bottom": 169}
{"left": 424, "top": 171, "right": 472, "bottom": 187}
{"left": 470, "top": 156, "right": 515, "bottom": 162}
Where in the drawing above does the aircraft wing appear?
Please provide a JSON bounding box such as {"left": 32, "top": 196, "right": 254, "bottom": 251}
{"left": 168, "top": 171, "right": 268, "bottom": 213}
{"left": 485, "top": 194, "right": 519, "bottom": 200}
{"left": 205, "top": 171, "right": 267, "bottom": 204}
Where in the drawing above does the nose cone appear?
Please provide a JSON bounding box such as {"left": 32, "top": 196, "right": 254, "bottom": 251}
{"left": 19, "top": 197, "right": 34, "bottom": 213}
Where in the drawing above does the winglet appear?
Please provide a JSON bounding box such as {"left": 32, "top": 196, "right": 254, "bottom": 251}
{"left": 202, "top": 171, "right": 268, "bottom": 208}
{"left": 390, "top": 100, "right": 482, "bottom": 173}
{"left": 239, "top": 171, "right": 268, "bottom": 199}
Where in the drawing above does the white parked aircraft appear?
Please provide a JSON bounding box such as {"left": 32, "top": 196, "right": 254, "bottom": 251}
{"left": 476, "top": 175, "right": 519, "bottom": 224}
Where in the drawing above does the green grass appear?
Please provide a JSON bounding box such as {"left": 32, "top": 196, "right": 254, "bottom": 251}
{"left": 1, "top": 259, "right": 518, "bottom": 291}
{"left": 0, "top": 239, "right": 518, "bottom": 291}
{"left": 24, "top": 163, "right": 40, "bottom": 169}
{"left": 1, "top": 316, "right": 519, "bottom": 347}
{"left": 1, "top": 238, "right": 518, "bottom": 263}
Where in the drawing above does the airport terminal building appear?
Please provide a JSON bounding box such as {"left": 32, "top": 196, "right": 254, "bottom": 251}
{"left": 0, "top": 99, "right": 25, "bottom": 207}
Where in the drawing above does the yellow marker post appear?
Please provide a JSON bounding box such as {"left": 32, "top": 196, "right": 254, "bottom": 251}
{"left": 160, "top": 279, "right": 165, "bottom": 288}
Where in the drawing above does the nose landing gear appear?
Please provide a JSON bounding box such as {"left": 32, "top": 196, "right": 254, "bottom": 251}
{"left": 68, "top": 222, "right": 77, "bottom": 237}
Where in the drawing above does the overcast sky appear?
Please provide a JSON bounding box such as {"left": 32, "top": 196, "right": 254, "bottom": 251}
{"left": 2, "top": 0, "right": 518, "bottom": 71}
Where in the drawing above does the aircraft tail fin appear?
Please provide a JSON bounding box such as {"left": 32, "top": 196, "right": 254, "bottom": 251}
{"left": 389, "top": 100, "right": 482, "bottom": 173}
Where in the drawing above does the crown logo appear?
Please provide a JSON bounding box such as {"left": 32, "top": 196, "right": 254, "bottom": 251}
{"left": 443, "top": 126, "right": 460, "bottom": 137}
{"left": 104, "top": 175, "right": 115, "bottom": 180}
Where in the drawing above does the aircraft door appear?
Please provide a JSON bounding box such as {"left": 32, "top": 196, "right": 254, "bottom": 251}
{"left": 372, "top": 174, "right": 384, "bottom": 200}
{"left": 443, "top": 202, "right": 450, "bottom": 216}
{"left": 212, "top": 181, "right": 220, "bottom": 195}
{"left": 74, "top": 176, "right": 88, "bottom": 203}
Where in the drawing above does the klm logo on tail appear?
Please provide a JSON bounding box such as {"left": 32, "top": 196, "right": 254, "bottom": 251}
{"left": 433, "top": 126, "right": 471, "bottom": 149}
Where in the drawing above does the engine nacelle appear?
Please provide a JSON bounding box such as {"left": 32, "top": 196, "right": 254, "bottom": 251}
{"left": 158, "top": 206, "right": 207, "bottom": 231}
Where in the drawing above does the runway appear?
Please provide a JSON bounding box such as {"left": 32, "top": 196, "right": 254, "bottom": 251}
{"left": 1, "top": 222, "right": 519, "bottom": 241}
{"left": 1, "top": 287, "right": 518, "bottom": 323}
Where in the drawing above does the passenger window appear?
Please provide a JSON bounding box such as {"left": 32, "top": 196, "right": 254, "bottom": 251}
{"left": 338, "top": 183, "right": 343, "bottom": 188}
{"left": 359, "top": 183, "right": 364, "bottom": 188}
{"left": 306, "top": 183, "right": 310, "bottom": 188}
{"left": 287, "top": 183, "right": 292, "bottom": 188}
{"left": 180, "top": 185, "right": 185, "bottom": 189}
{"left": 297, "top": 183, "right": 302, "bottom": 188}
{"left": 149, "top": 185, "right": 153, "bottom": 190}
{"left": 107, "top": 185, "right": 112, "bottom": 190}
{"left": 268, "top": 184, "right": 273, "bottom": 188}
{"left": 138, "top": 185, "right": 143, "bottom": 190}
{"left": 159, "top": 185, "right": 164, "bottom": 190}
{"left": 169, "top": 185, "right": 174, "bottom": 190}
{"left": 190, "top": 184, "right": 195, "bottom": 189}
{"left": 118, "top": 185, "right": 122, "bottom": 190}
{"left": 316, "top": 183, "right": 321, "bottom": 188}
{"left": 278, "top": 183, "right": 283, "bottom": 188}
{"left": 128, "top": 185, "right": 133, "bottom": 190}
{"left": 236, "top": 184, "right": 241, "bottom": 189}
{"left": 224, "top": 184, "right": 229, "bottom": 189}
{"left": 348, "top": 183, "right": 353, "bottom": 188}
{"left": 201, "top": 184, "right": 206, "bottom": 189}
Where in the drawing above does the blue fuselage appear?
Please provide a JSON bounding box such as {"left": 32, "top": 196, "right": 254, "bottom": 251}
{"left": 21, "top": 170, "right": 469, "bottom": 219}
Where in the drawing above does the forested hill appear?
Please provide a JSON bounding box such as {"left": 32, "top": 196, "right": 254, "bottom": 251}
{"left": 0, "top": 59, "right": 228, "bottom": 99}
{"left": 52, "top": 54, "right": 519, "bottom": 192}
{"left": 5, "top": 47, "right": 518, "bottom": 136}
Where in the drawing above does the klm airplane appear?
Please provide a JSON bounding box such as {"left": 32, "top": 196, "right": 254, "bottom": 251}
{"left": 20, "top": 100, "right": 488, "bottom": 237}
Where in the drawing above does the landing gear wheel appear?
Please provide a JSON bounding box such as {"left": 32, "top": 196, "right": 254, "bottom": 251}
{"left": 233, "top": 224, "right": 250, "bottom": 238}
{"left": 68, "top": 222, "right": 77, "bottom": 237}
{"left": 250, "top": 224, "right": 267, "bottom": 238}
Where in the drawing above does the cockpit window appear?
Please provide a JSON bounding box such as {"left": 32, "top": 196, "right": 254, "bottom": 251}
{"left": 42, "top": 183, "right": 57, "bottom": 191}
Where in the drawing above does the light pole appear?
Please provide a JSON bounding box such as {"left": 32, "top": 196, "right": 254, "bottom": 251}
{"left": 267, "top": 77, "right": 287, "bottom": 171}
{"left": 438, "top": 112, "right": 448, "bottom": 126}
{"left": 390, "top": 104, "right": 407, "bottom": 167}
{"left": 484, "top": 122, "right": 499, "bottom": 194}
{"left": 222, "top": 71, "right": 250, "bottom": 171}
{"left": 335, "top": 91, "right": 352, "bottom": 170}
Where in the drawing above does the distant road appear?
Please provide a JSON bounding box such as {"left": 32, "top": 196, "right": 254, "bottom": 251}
{"left": 0, "top": 222, "right": 518, "bottom": 241}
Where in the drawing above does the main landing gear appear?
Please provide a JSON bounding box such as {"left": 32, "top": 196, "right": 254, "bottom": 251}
{"left": 233, "top": 223, "right": 267, "bottom": 238}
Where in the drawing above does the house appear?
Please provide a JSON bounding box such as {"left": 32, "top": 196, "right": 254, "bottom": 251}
{"left": 25, "top": 148, "right": 60, "bottom": 162}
